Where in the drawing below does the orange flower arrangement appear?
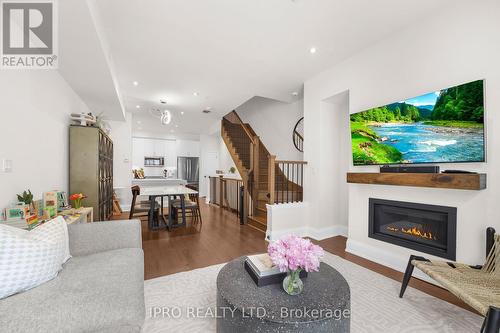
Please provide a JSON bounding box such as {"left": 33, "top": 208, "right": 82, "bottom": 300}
{"left": 69, "top": 193, "right": 87, "bottom": 209}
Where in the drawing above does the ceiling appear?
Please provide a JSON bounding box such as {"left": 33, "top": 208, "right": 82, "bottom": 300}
{"left": 59, "top": 0, "right": 125, "bottom": 121}
{"left": 66, "top": 0, "right": 460, "bottom": 133}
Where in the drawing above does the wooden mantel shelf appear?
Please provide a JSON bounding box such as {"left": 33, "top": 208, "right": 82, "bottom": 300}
{"left": 346, "top": 172, "right": 487, "bottom": 190}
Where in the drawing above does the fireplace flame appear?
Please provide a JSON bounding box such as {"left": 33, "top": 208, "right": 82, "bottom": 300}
{"left": 386, "top": 226, "right": 437, "bottom": 240}
{"left": 401, "top": 227, "right": 437, "bottom": 240}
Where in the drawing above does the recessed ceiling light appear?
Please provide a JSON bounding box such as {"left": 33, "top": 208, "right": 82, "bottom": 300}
{"left": 181, "top": 111, "right": 184, "bottom": 115}
{"left": 133, "top": 81, "right": 139, "bottom": 86}
{"left": 137, "top": 121, "right": 142, "bottom": 124}
{"left": 206, "top": 106, "right": 212, "bottom": 110}
{"left": 160, "top": 99, "right": 167, "bottom": 104}
{"left": 309, "top": 47, "right": 317, "bottom": 54}
{"left": 291, "top": 92, "right": 299, "bottom": 96}
{"left": 136, "top": 105, "right": 141, "bottom": 109}
{"left": 193, "top": 92, "right": 199, "bottom": 96}
{"left": 175, "top": 124, "right": 178, "bottom": 128}
{"left": 202, "top": 109, "right": 211, "bottom": 114}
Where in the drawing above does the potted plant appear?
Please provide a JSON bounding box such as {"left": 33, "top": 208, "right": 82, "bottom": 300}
{"left": 17, "top": 189, "right": 34, "bottom": 213}
{"left": 268, "top": 235, "right": 324, "bottom": 296}
{"left": 229, "top": 166, "right": 236, "bottom": 174}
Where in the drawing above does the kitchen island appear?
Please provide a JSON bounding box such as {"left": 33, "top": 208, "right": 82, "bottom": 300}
{"left": 132, "top": 178, "right": 187, "bottom": 187}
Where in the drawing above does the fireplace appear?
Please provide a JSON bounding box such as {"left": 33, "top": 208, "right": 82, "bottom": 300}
{"left": 368, "top": 198, "right": 456, "bottom": 260}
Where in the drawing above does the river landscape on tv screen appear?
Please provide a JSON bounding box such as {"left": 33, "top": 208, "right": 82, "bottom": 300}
{"left": 350, "top": 80, "right": 485, "bottom": 165}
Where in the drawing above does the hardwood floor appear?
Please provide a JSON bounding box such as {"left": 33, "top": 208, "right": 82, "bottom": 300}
{"left": 113, "top": 199, "right": 474, "bottom": 314}
{"left": 114, "top": 200, "right": 267, "bottom": 279}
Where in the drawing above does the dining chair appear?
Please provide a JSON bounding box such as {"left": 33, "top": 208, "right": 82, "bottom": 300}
{"left": 129, "top": 185, "right": 160, "bottom": 223}
{"left": 171, "top": 185, "right": 202, "bottom": 229}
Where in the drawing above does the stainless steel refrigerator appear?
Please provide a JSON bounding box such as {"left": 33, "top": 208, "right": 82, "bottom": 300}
{"left": 177, "top": 156, "right": 199, "bottom": 187}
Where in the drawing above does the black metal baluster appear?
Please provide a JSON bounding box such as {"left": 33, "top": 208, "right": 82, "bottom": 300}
{"left": 300, "top": 164, "right": 304, "bottom": 201}
{"left": 286, "top": 163, "right": 289, "bottom": 203}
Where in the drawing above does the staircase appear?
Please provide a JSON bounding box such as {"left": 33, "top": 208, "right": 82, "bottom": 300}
{"left": 221, "top": 111, "right": 306, "bottom": 233}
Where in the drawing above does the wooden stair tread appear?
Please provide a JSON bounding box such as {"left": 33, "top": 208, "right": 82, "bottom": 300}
{"left": 248, "top": 216, "right": 267, "bottom": 233}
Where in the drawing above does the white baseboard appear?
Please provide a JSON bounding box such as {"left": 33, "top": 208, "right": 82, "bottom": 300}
{"left": 346, "top": 238, "right": 438, "bottom": 285}
{"left": 308, "top": 225, "right": 348, "bottom": 240}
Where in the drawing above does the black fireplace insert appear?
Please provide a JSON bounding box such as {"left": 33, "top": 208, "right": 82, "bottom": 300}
{"left": 368, "top": 198, "right": 457, "bottom": 260}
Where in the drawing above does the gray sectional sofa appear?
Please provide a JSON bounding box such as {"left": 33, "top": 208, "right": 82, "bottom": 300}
{"left": 0, "top": 220, "right": 145, "bottom": 333}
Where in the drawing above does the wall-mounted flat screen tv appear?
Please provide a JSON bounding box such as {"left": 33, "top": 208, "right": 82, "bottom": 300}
{"left": 350, "top": 79, "right": 485, "bottom": 165}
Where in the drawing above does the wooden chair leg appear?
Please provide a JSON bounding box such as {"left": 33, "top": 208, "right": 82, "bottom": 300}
{"left": 399, "top": 255, "right": 429, "bottom": 298}
{"left": 190, "top": 208, "right": 196, "bottom": 224}
{"left": 197, "top": 207, "right": 202, "bottom": 227}
{"left": 482, "top": 306, "right": 500, "bottom": 333}
{"left": 152, "top": 210, "right": 159, "bottom": 228}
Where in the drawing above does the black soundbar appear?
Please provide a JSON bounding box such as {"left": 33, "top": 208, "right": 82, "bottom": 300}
{"left": 380, "top": 165, "right": 440, "bottom": 173}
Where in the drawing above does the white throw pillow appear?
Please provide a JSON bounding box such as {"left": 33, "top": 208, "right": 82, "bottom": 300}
{"left": 0, "top": 217, "right": 71, "bottom": 299}
{"left": 31, "top": 216, "right": 71, "bottom": 263}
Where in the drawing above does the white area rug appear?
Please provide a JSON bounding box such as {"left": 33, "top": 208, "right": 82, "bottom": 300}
{"left": 143, "top": 252, "right": 482, "bottom": 332}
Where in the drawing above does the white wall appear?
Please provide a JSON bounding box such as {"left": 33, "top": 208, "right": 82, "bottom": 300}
{"left": 318, "top": 93, "right": 350, "bottom": 232}
{"left": 219, "top": 134, "right": 238, "bottom": 174}
{"left": 0, "top": 71, "right": 90, "bottom": 210}
{"left": 237, "top": 96, "right": 303, "bottom": 160}
{"left": 109, "top": 112, "right": 133, "bottom": 208}
{"left": 303, "top": 0, "right": 500, "bottom": 273}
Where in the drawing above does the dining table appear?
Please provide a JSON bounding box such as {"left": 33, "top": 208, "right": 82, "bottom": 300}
{"left": 138, "top": 185, "right": 198, "bottom": 231}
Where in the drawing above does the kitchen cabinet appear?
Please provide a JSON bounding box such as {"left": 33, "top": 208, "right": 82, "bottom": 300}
{"left": 153, "top": 140, "right": 165, "bottom": 157}
{"left": 132, "top": 138, "right": 199, "bottom": 176}
{"left": 164, "top": 140, "right": 176, "bottom": 167}
{"left": 143, "top": 138, "right": 155, "bottom": 157}
{"left": 176, "top": 140, "right": 200, "bottom": 157}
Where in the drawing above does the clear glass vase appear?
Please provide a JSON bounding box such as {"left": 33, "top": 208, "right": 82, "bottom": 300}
{"left": 283, "top": 269, "right": 304, "bottom": 296}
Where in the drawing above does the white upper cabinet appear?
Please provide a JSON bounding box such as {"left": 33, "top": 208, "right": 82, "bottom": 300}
{"left": 132, "top": 137, "right": 199, "bottom": 170}
{"left": 139, "top": 138, "right": 166, "bottom": 157}
{"left": 176, "top": 140, "right": 200, "bottom": 157}
{"left": 165, "top": 140, "right": 177, "bottom": 167}
{"left": 142, "top": 138, "right": 154, "bottom": 157}
{"left": 153, "top": 140, "right": 165, "bottom": 157}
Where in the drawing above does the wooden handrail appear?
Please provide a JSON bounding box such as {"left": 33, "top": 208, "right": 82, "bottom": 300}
{"left": 208, "top": 176, "right": 243, "bottom": 183}
{"left": 224, "top": 111, "right": 255, "bottom": 144}
{"left": 268, "top": 155, "right": 276, "bottom": 204}
{"left": 275, "top": 160, "right": 308, "bottom": 165}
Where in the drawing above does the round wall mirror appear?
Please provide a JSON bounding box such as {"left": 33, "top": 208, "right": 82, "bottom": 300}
{"left": 293, "top": 117, "right": 304, "bottom": 152}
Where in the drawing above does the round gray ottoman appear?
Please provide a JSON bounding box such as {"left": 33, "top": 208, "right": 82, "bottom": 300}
{"left": 216, "top": 256, "right": 350, "bottom": 333}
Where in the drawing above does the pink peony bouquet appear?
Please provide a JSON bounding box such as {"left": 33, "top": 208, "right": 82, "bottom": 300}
{"left": 268, "top": 235, "right": 325, "bottom": 273}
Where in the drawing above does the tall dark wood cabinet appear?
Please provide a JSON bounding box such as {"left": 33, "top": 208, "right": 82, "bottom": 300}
{"left": 69, "top": 126, "right": 114, "bottom": 221}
